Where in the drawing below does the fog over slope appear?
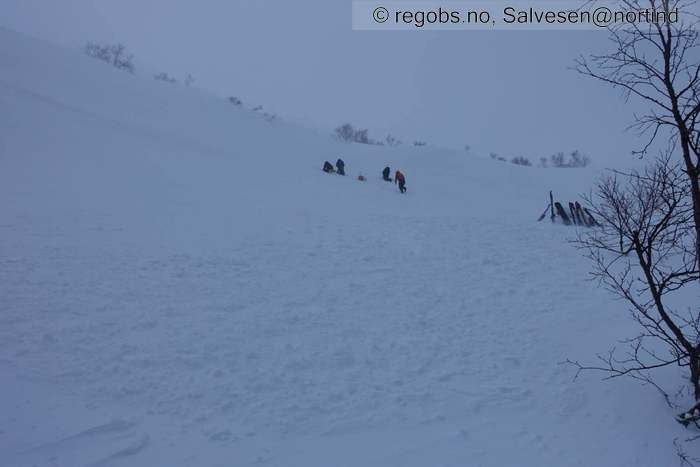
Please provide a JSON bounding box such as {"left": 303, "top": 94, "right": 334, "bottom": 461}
{"left": 0, "top": 0, "right": 647, "bottom": 158}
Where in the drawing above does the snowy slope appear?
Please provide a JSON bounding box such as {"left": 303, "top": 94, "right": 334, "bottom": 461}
{"left": 0, "top": 27, "right": 689, "bottom": 467}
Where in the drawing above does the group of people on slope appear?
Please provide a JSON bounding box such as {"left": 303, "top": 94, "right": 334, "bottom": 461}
{"left": 322, "top": 159, "right": 407, "bottom": 194}
{"left": 323, "top": 159, "right": 345, "bottom": 176}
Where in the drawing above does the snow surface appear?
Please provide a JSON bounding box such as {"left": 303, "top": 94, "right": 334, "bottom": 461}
{"left": 0, "top": 27, "right": 692, "bottom": 466}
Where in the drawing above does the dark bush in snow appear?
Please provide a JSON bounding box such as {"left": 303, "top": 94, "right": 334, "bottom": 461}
{"left": 549, "top": 150, "right": 590, "bottom": 168}
{"left": 413, "top": 141, "right": 427, "bottom": 147}
{"left": 489, "top": 151, "right": 587, "bottom": 168}
{"left": 550, "top": 152, "right": 566, "bottom": 168}
{"left": 354, "top": 128, "right": 370, "bottom": 144}
{"left": 385, "top": 134, "right": 401, "bottom": 147}
{"left": 335, "top": 123, "right": 355, "bottom": 142}
{"left": 154, "top": 72, "right": 177, "bottom": 84}
{"left": 567, "top": 150, "right": 590, "bottom": 168}
{"left": 228, "top": 96, "right": 243, "bottom": 106}
{"left": 511, "top": 156, "right": 532, "bottom": 166}
{"left": 84, "top": 42, "right": 135, "bottom": 73}
{"left": 334, "top": 123, "right": 381, "bottom": 145}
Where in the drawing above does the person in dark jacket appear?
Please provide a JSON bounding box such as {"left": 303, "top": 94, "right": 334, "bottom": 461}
{"left": 395, "top": 170, "right": 406, "bottom": 193}
{"left": 382, "top": 166, "right": 392, "bottom": 181}
{"left": 336, "top": 158, "right": 346, "bottom": 176}
{"left": 323, "top": 161, "right": 334, "bottom": 173}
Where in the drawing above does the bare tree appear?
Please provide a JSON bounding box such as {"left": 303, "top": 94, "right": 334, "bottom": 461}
{"left": 511, "top": 156, "right": 533, "bottom": 166}
{"left": 109, "top": 44, "right": 135, "bottom": 73}
{"left": 386, "top": 134, "right": 402, "bottom": 146}
{"left": 84, "top": 42, "right": 135, "bottom": 73}
{"left": 569, "top": 150, "right": 591, "bottom": 168}
{"left": 153, "top": 72, "right": 177, "bottom": 84}
{"left": 335, "top": 123, "right": 355, "bottom": 142}
{"left": 333, "top": 123, "right": 381, "bottom": 145}
{"left": 576, "top": 0, "right": 700, "bottom": 279}
{"left": 573, "top": 156, "right": 699, "bottom": 403}
{"left": 548, "top": 150, "right": 590, "bottom": 168}
{"left": 227, "top": 96, "right": 243, "bottom": 106}
{"left": 354, "top": 128, "right": 370, "bottom": 144}
{"left": 84, "top": 42, "right": 111, "bottom": 62}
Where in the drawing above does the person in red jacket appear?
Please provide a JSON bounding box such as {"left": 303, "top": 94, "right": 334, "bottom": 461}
{"left": 394, "top": 170, "right": 406, "bottom": 193}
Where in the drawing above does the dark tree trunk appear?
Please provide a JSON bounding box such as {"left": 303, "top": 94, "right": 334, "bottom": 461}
{"left": 691, "top": 353, "right": 700, "bottom": 401}
{"left": 661, "top": 30, "right": 700, "bottom": 286}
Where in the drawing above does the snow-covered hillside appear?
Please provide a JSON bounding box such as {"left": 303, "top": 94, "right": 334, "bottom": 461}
{"left": 0, "top": 27, "right": 688, "bottom": 466}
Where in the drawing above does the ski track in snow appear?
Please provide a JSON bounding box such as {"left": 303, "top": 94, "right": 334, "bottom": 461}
{"left": 0, "top": 27, "right": 691, "bottom": 466}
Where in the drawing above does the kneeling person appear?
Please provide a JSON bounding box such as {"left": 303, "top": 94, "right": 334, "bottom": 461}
{"left": 382, "top": 166, "right": 392, "bottom": 182}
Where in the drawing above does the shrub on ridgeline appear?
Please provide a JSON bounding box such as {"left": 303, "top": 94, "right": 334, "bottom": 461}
{"left": 549, "top": 150, "right": 590, "bottom": 168}
{"left": 568, "top": 150, "right": 590, "bottom": 168}
{"left": 354, "top": 128, "right": 370, "bottom": 144}
{"left": 550, "top": 152, "right": 566, "bottom": 168}
{"left": 413, "top": 141, "right": 427, "bottom": 147}
{"left": 153, "top": 72, "right": 177, "bottom": 84}
{"left": 385, "top": 134, "right": 402, "bottom": 147}
{"left": 84, "top": 42, "right": 135, "bottom": 73}
{"left": 335, "top": 123, "right": 355, "bottom": 141}
{"left": 495, "top": 150, "right": 590, "bottom": 168}
{"left": 228, "top": 96, "right": 243, "bottom": 106}
{"left": 511, "top": 156, "right": 532, "bottom": 166}
{"left": 334, "top": 123, "right": 381, "bottom": 145}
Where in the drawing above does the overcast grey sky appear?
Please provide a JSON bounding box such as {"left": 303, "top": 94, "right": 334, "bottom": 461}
{"left": 1, "top": 0, "right": 645, "bottom": 161}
